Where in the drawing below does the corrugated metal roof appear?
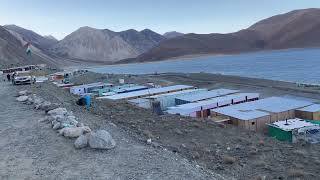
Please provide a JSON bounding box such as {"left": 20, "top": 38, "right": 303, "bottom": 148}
{"left": 224, "top": 110, "right": 270, "bottom": 120}
{"left": 167, "top": 93, "right": 259, "bottom": 115}
{"left": 212, "top": 97, "right": 314, "bottom": 120}
{"left": 175, "top": 89, "right": 239, "bottom": 102}
{"left": 147, "top": 89, "right": 206, "bottom": 99}
{"left": 72, "top": 82, "right": 112, "bottom": 89}
{"left": 113, "top": 85, "right": 148, "bottom": 93}
{"left": 270, "top": 118, "right": 316, "bottom": 131}
{"left": 298, "top": 104, "right": 320, "bottom": 112}
{"left": 100, "top": 85, "right": 193, "bottom": 100}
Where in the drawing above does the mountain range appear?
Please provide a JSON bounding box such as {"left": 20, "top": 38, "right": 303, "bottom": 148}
{"left": 134, "top": 8, "right": 320, "bottom": 62}
{"left": 1, "top": 8, "right": 320, "bottom": 68}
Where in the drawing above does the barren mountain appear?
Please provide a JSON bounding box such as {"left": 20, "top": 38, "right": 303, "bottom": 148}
{"left": 50, "top": 27, "right": 164, "bottom": 62}
{"left": 49, "top": 27, "right": 139, "bottom": 62}
{"left": 0, "top": 26, "right": 56, "bottom": 69}
{"left": 44, "top": 35, "right": 58, "bottom": 41}
{"left": 134, "top": 8, "right": 320, "bottom": 62}
{"left": 4, "top": 25, "right": 58, "bottom": 49}
{"left": 119, "top": 29, "right": 165, "bottom": 53}
{"left": 249, "top": 8, "right": 320, "bottom": 48}
{"left": 163, "top": 31, "right": 184, "bottom": 39}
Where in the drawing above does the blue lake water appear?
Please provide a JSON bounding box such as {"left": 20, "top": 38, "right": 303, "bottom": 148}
{"left": 90, "top": 48, "right": 320, "bottom": 84}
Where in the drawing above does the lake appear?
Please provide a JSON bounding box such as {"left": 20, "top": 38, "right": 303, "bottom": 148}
{"left": 89, "top": 48, "right": 320, "bottom": 84}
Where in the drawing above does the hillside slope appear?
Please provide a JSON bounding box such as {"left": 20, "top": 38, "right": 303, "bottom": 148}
{"left": 135, "top": 8, "right": 320, "bottom": 62}
{"left": 0, "top": 26, "right": 56, "bottom": 69}
{"left": 4, "top": 25, "right": 58, "bottom": 49}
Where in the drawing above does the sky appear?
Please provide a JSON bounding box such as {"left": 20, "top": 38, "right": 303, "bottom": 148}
{"left": 0, "top": 0, "right": 320, "bottom": 40}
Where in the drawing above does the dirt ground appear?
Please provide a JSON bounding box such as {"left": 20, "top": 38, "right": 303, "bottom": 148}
{"left": 0, "top": 80, "right": 222, "bottom": 179}
{"left": 70, "top": 72, "right": 320, "bottom": 180}
{"left": 3, "top": 72, "right": 320, "bottom": 180}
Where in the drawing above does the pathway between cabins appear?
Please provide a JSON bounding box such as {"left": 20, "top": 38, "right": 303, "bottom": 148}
{"left": 0, "top": 80, "right": 223, "bottom": 180}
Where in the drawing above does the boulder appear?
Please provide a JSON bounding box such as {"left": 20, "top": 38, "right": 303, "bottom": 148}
{"left": 62, "top": 126, "right": 91, "bottom": 138}
{"left": 74, "top": 134, "right": 89, "bottom": 149}
{"left": 47, "top": 108, "right": 68, "bottom": 116}
{"left": 36, "top": 101, "right": 51, "bottom": 110}
{"left": 16, "top": 96, "right": 29, "bottom": 102}
{"left": 67, "top": 116, "right": 78, "bottom": 126}
{"left": 18, "top": 90, "right": 29, "bottom": 96}
{"left": 88, "top": 130, "right": 116, "bottom": 150}
{"left": 45, "top": 103, "right": 60, "bottom": 112}
{"left": 33, "top": 97, "right": 44, "bottom": 106}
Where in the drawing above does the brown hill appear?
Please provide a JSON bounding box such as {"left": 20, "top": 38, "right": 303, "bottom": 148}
{"left": 0, "top": 26, "right": 56, "bottom": 69}
{"left": 133, "top": 8, "right": 320, "bottom": 63}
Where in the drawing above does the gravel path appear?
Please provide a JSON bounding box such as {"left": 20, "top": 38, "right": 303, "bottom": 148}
{"left": 0, "top": 80, "right": 223, "bottom": 180}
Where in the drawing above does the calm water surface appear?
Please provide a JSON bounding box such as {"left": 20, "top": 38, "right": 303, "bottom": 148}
{"left": 90, "top": 48, "right": 320, "bottom": 84}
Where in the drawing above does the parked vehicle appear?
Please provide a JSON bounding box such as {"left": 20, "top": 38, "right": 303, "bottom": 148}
{"left": 13, "top": 76, "right": 32, "bottom": 85}
{"left": 12, "top": 71, "right": 35, "bottom": 85}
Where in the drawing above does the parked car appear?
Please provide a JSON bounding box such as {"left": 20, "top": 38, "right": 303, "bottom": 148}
{"left": 13, "top": 75, "right": 33, "bottom": 85}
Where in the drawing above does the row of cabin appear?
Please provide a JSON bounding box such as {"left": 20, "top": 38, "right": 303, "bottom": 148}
{"left": 128, "top": 88, "right": 243, "bottom": 111}
{"left": 167, "top": 93, "right": 260, "bottom": 118}
{"left": 211, "top": 97, "right": 319, "bottom": 132}
{"left": 98, "top": 85, "right": 194, "bottom": 100}
{"left": 70, "top": 82, "right": 113, "bottom": 95}
{"left": 1, "top": 65, "right": 36, "bottom": 73}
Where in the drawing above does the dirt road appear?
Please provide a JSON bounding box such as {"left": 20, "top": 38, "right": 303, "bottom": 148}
{"left": 0, "top": 80, "right": 223, "bottom": 180}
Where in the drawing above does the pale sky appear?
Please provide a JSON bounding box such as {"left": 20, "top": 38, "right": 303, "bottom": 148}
{"left": 0, "top": 0, "right": 320, "bottom": 40}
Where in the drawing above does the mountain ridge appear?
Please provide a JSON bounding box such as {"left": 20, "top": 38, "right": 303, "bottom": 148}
{"left": 132, "top": 8, "right": 320, "bottom": 63}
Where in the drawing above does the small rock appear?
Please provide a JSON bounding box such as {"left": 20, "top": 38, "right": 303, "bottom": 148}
{"left": 173, "top": 128, "right": 183, "bottom": 135}
{"left": 76, "top": 122, "right": 84, "bottom": 127}
{"left": 16, "top": 96, "right": 29, "bottom": 102}
{"left": 74, "top": 134, "right": 88, "bottom": 149}
{"left": 147, "top": 138, "right": 152, "bottom": 145}
{"left": 53, "top": 122, "right": 61, "bottom": 130}
{"left": 18, "top": 90, "right": 28, "bottom": 96}
{"left": 222, "top": 155, "right": 236, "bottom": 164}
{"left": 88, "top": 130, "right": 116, "bottom": 149}
{"left": 192, "top": 152, "right": 201, "bottom": 159}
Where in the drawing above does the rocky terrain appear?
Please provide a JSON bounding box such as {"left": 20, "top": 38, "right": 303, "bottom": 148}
{"left": 134, "top": 8, "right": 320, "bottom": 62}
{"left": 0, "top": 77, "right": 220, "bottom": 180}
{"left": 4, "top": 25, "right": 58, "bottom": 50}
{"left": 0, "top": 26, "right": 58, "bottom": 69}
{"left": 49, "top": 27, "right": 165, "bottom": 63}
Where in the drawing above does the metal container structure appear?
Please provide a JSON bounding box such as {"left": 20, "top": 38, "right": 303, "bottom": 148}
{"left": 268, "top": 118, "right": 317, "bottom": 142}
{"left": 211, "top": 97, "right": 314, "bottom": 132}
{"left": 167, "top": 93, "right": 259, "bottom": 118}
{"left": 70, "top": 82, "right": 113, "bottom": 95}
{"left": 146, "top": 89, "right": 207, "bottom": 110}
{"left": 175, "top": 89, "right": 239, "bottom": 105}
{"left": 295, "top": 104, "right": 320, "bottom": 121}
{"left": 99, "top": 85, "right": 194, "bottom": 100}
